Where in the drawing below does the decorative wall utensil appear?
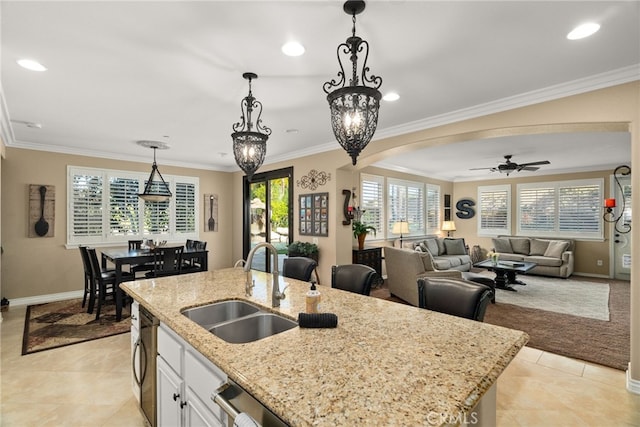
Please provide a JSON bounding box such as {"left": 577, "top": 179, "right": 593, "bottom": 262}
{"left": 29, "top": 184, "right": 55, "bottom": 237}
{"left": 204, "top": 194, "right": 219, "bottom": 232}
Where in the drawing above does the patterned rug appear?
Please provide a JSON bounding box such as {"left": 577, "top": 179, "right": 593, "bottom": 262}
{"left": 22, "top": 298, "right": 131, "bottom": 355}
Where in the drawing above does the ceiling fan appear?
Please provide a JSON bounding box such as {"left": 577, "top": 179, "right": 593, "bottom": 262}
{"left": 470, "top": 155, "right": 550, "bottom": 176}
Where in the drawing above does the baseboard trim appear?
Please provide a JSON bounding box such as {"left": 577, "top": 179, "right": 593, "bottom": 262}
{"left": 627, "top": 364, "right": 640, "bottom": 395}
{"left": 9, "top": 290, "right": 84, "bottom": 307}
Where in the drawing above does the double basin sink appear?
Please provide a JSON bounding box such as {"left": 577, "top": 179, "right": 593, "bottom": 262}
{"left": 181, "top": 300, "right": 297, "bottom": 344}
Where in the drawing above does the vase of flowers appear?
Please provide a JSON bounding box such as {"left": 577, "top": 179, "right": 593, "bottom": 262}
{"left": 352, "top": 221, "right": 376, "bottom": 250}
{"left": 488, "top": 251, "right": 500, "bottom": 266}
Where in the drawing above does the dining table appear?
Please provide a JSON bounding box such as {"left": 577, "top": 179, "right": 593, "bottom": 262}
{"left": 101, "top": 246, "right": 209, "bottom": 321}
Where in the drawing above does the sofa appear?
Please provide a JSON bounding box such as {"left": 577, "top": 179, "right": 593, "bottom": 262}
{"left": 396, "top": 236, "right": 472, "bottom": 272}
{"left": 384, "top": 246, "right": 471, "bottom": 306}
{"left": 491, "top": 235, "right": 575, "bottom": 278}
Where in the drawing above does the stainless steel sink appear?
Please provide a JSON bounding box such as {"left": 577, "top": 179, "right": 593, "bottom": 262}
{"left": 209, "top": 313, "right": 298, "bottom": 344}
{"left": 181, "top": 300, "right": 260, "bottom": 329}
{"left": 181, "top": 300, "right": 297, "bottom": 343}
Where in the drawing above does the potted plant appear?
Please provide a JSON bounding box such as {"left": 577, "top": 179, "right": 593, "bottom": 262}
{"left": 288, "top": 241, "right": 319, "bottom": 263}
{"left": 353, "top": 221, "right": 376, "bottom": 250}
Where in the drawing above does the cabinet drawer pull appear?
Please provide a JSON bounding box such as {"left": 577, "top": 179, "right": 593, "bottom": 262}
{"left": 173, "top": 393, "right": 180, "bottom": 401}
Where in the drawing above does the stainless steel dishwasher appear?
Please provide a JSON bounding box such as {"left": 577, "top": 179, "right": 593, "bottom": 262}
{"left": 213, "top": 379, "right": 288, "bottom": 427}
{"left": 137, "top": 305, "right": 158, "bottom": 426}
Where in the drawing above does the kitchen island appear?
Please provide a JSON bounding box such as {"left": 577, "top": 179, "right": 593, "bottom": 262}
{"left": 121, "top": 267, "right": 528, "bottom": 426}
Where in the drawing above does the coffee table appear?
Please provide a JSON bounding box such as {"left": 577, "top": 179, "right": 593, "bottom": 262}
{"left": 473, "top": 259, "right": 537, "bottom": 292}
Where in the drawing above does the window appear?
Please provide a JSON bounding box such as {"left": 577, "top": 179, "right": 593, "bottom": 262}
{"left": 426, "top": 184, "right": 441, "bottom": 234}
{"left": 517, "top": 179, "right": 603, "bottom": 239}
{"left": 360, "top": 174, "right": 384, "bottom": 236}
{"left": 478, "top": 185, "right": 511, "bottom": 236}
{"left": 388, "top": 178, "right": 425, "bottom": 236}
{"left": 68, "top": 166, "right": 198, "bottom": 246}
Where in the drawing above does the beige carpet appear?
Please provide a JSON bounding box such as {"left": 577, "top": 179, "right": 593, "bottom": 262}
{"left": 483, "top": 273, "right": 610, "bottom": 321}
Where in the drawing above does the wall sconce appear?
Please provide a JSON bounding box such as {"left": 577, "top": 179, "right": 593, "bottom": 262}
{"left": 392, "top": 220, "right": 410, "bottom": 247}
{"left": 442, "top": 220, "right": 457, "bottom": 237}
{"left": 342, "top": 189, "right": 354, "bottom": 225}
{"left": 603, "top": 165, "right": 631, "bottom": 234}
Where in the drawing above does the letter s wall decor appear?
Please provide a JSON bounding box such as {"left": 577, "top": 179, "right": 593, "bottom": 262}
{"left": 455, "top": 198, "right": 476, "bottom": 219}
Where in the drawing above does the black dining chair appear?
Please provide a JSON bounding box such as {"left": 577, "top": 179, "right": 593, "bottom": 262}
{"left": 417, "top": 277, "right": 493, "bottom": 322}
{"left": 182, "top": 240, "right": 207, "bottom": 273}
{"left": 87, "top": 248, "right": 134, "bottom": 319}
{"left": 331, "top": 264, "right": 377, "bottom": 296}
{"left": 79, "top": 245, "right": 95, "bottom": 311}
{"left": 145, "top": 246, "right": 184, "bottom": 278}
{"left": 282, "top": 257, "right": 318, "bottom": 283}
{"left": 128, "top": 239, "right": 154, "bottom": 277}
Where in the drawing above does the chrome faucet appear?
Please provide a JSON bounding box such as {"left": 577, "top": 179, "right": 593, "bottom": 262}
{"left": 244, "top": 242, "right": 288, "bottom": 307}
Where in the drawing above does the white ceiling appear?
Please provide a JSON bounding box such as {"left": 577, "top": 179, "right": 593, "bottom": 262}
{"left": 2, "top": 1, "right": 638, "bottom": 181}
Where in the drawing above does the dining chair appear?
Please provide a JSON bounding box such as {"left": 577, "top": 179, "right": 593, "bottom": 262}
{"left": 417, "top": 277, "right": 493, "bottom": 322}
{"left": 128, "top": 239, "right": 154, "bottom": 277}
{"left": 331, "top": 264, "right": 377, "bottom": 296}
{"left": 145, "top": 246, "right": 184, "bottom": 278}
{"left": 87, "top": 248, "right": 134, "bottom": 319}
{"left": 282, "top": 257, "right": 318, "bottom": 283}
{"left": 182, "top": 240, "right": 207, "bottom": 273}
{"left": 79, "top": 246, "right": 94, "bottom": 311}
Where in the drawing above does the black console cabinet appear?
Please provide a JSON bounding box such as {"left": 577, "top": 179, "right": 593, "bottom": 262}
{"left": 352, "top": 247, "right": 384, "bottom": 286}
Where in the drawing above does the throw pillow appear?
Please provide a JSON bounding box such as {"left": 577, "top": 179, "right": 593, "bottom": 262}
{"left": 436, "top": 238, "right": 446, "bottom": 255}
{"left": 544, "top": 240, "right": 569, "bottom": 258}
{"left": 492, "top": 238, "right": 513, "bottom": 254}
{"left": 420, "top": 252, "right": 436, "bottom": 271}
{"left": 444, "top": 238, "right": 466, "bottom": 255}
{"left": 424, "top": 239, "right": 439, "bottom": 256}
{"left": 510, "top": 238, "right": 530, "bottom": 255}
{"left": 414, "top": 245, "right": 423, "bottom": 252}
{"left": 530, "top": 238, "right": 550, "bottom": 256}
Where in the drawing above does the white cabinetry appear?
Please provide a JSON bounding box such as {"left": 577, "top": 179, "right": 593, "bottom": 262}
{"left": 130, "top": 301, "right": 141, "bottom": 403}
{"left": 156, "top": 323, "right": 228, "bottom": 427}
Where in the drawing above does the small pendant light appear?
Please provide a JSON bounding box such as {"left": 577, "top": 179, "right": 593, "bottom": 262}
{"left": 137, "top": 141, "right": 172, "bottom": 202}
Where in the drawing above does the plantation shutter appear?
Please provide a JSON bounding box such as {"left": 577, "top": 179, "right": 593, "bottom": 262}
{"left": 109, "top": 177, "right": 141, "bottom": 237}
{"left": 478, "top": 185, "right": 510, "bottom": 235}
{"left": 426, "top": 184, "right": 440, "bottom": 234}
{"left": 388, "top": 178, "right": 425, "bottom": 235}
{"left": 558, "top": 184, "right": 601, "bottom": 233}
{"left": 360, "top": 174, "right": 384, "bottom": 236}
{"left": 70, "top": 172, "right": 104, "bottom": 240}
{"left": 175, "top": 181, "right": 196, "bottom": 234}
{"left": 519, "top": 187, "right": 555, "bottom": 232}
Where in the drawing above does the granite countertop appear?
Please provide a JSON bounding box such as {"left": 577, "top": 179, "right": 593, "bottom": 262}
{"left": 121, "top": 268, "right": 528, "bottom": 426}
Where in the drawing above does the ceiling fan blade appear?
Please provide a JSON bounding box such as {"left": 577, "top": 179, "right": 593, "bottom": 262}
{"left": 519, "top": 166, "right": 540, "bottom": 171}
{"left": 469, "top": 167, "right": 494, "bottom": 170}
{"left": 518, "top": 160, "right": 550, "bottom": 167}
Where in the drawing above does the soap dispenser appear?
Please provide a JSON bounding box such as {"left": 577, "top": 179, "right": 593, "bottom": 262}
{"left": 305, "top": 281, "right": 321, "bottom": 313}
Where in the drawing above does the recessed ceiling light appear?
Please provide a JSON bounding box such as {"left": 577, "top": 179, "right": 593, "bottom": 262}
{"left": 567, "top": 22, "right": 600, "bottom": 40}
{"left": 383, "top": 92, "right": 400, "bottom": 102}
{"left": 286, "top": 128, "right": 299, "bottom": 134}
{"left": 281, "top": 41, "right": 305, "bottom": 57}
{"left": 17, "top": 59, "right": 47, "bottom": 71}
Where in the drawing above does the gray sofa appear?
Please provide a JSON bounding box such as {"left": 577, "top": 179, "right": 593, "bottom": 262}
{"left": 397, "top": 236, "right": 472, "bottom": 272}
{"left": 491, "top": 235, "right": 575, "bottom": 278}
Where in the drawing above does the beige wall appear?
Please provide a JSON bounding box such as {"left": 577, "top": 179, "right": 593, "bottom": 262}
{"left": 1, "top": 148, "right": 234, "bottom": 300}
{"left": 453, "top": 169, "right": 618, "bottom": 276}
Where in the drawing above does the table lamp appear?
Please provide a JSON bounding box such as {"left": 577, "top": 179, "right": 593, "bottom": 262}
{"left": 442, "top": 221, "right": 456, "bottom": 237}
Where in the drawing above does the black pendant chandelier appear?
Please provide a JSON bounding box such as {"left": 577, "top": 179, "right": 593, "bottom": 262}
{"left": 232, "top": 72, "right": 271, "bottom": 180}
{"left": 137, "top": 141, "right": 172, "bottom": 202}
{"left": 323, "top": 0, "right": 382, "bottom": 166}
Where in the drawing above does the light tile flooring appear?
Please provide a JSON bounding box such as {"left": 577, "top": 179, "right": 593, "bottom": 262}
{"left": 2, "top": 305, "right": 640, "bottom": 426}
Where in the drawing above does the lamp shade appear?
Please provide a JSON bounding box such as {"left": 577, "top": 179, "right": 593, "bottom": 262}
{"left": 392, "top": 221, "right": 409, "bottom": 234}
{"left": 442, "top": 221, "right": 457, "bottom": 232}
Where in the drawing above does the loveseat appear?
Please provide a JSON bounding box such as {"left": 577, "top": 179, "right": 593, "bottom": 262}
{"left": 491, "top": 235, "right": 575, "bottom": 278}
{"left": 384, "top": 246, "right": 470, "bottom": 306}
{"left": 397, "top": 236, "right": 472, "bottom": 272}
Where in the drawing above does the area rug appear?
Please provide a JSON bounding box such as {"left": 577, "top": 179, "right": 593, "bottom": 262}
{"left": 484, "top": 273, "right": 610, "bottom": 321}
{"left": 22, "top": 298, "right": 130, "bottom": 355}
{"left": 371, "top": 278, "right": 630, "bottom": 370}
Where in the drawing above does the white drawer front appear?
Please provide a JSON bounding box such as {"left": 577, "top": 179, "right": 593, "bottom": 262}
{"left": 157, "top": 324, "right": 183, "bottom": 375}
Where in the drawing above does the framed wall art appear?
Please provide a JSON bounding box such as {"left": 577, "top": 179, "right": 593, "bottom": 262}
{"left": 299, "top": 192, "right": 328, "bottom": 236}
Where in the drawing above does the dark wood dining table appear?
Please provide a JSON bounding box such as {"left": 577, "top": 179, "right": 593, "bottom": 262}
{"left": 101, "top": 247, "right": 209, "bottom": 321}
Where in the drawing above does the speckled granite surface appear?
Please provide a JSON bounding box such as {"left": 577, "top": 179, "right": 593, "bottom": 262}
{"left": 121, "top": 268, "right": 528, "bottom": 426}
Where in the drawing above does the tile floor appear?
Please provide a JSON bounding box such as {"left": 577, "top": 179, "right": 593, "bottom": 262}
{"left": 2, "top": 305, "right": 640, "bottom": 426}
